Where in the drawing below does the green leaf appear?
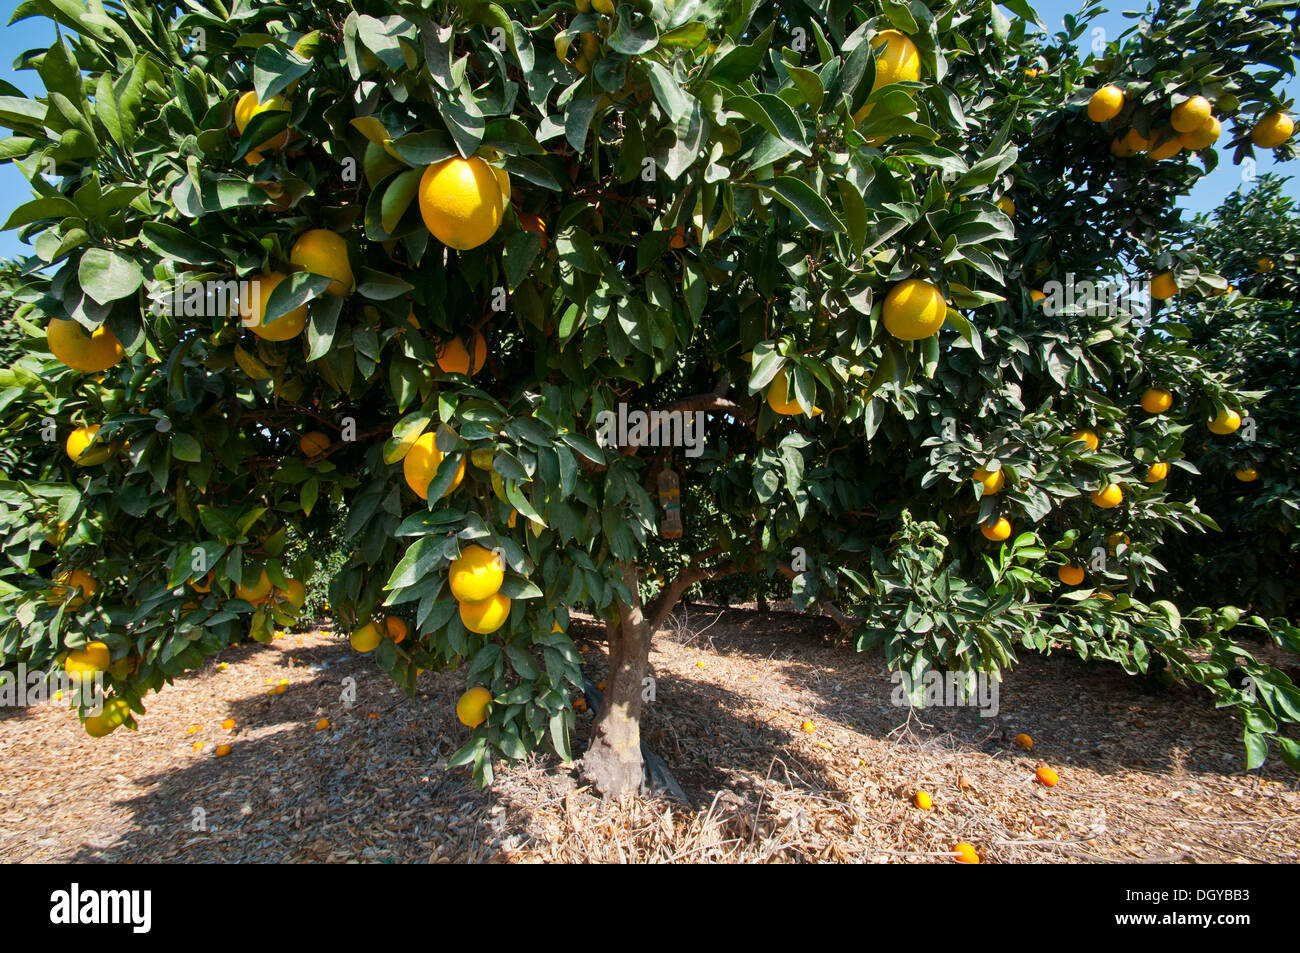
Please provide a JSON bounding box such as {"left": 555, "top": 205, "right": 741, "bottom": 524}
{"left": 752, "top": 177, "right": 843, "bottom": 231}
{"left": 263, "top": 272, "right": 331, "bottom": 327}
{"left": 78, "top": 248, "right": 144, "bottom": 305}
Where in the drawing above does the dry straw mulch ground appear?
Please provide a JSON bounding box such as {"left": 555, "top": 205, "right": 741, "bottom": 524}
{"left": 2, "top": 605, "right": 1297, "bottom": 863}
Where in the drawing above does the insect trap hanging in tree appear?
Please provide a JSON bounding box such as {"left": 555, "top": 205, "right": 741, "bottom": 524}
{"left": 657, "top": 468, "right": 682, "bottom": 539}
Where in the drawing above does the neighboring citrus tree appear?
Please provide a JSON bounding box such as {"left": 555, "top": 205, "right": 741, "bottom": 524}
{"left": 1159, "top": 174, "right": 1298, "bottom": 615}
{"left": 0, "top": 0, "right": 1297, "bottom": 795}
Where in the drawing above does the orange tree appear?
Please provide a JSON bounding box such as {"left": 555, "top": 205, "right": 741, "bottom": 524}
{"left": 1162, "top": 175, "right": 1299, "bottom": 614}
{"left": 0, "top": 0, "right": 1297, "bottom": 795}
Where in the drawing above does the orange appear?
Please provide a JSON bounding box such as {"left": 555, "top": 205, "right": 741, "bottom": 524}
{"left": 279, "top": 578, "right": 307, "bottom": 613}
{"left": 1207, "top": 408, "right": 1241, "bottom": 435}
{"left": 1140, "top": 388, "right": 1172, "bottom": 414}
{"left": 1087, "top": 85, "right": 1124, "bottom": 122}
{"left": 222, "top": 718, "right": 235, "bottom": 730}
{"left": 882, "top": 278, "right": 947, "bottom": 340}
{"left": 300, "top": 431, "right": 330, "bottom": 456}
{"left": 1170, "top": 95, "right": 1212, "bottom": 133}
{"left": 573, "top": 697, "right": 588, "bottom": 712}
{"left": 980, "top": 518, "right": 1012, "bottom": 542}
{"left": 519, "top": 211, "right": 548, "bottom": 248}
{"left": 1110, "top": 136, "right": 1136, "bottom": 157}
{"left": 402, "top": 431, "right": 467, "bottom": 500}
{"left": 288, "top": 229, "right": 353, "bottom": 296}
{"left": 1148, "top": 131, "right": 1182, "bottom": 160}
{"left": 417, "top": 156, "right": 504, "bottom": 250}
{"left": 1257, "top": 257, "right": 1274, "bottom": 272}
{"left": 1179, "top": 115, "right": 1221, "bottom": 151}
{"left": 998, "top": 197, "right": 1015, "bottom": 216}
{"left": 64, "top": 640, "right": 110, "bottom": 675}
{"left": 240, "top": 272, "right": 309, "bottom": 341}
{"left": 765, "top": 373, "right": 819, "bottom": 416}
{"left": 233, "top": 91, "right": 289, "bottom": 156}
{"left": 1145, "top": 462, "right": 1168, "bottom": 483}
{"left": 1030, "top": 289, "right": 1046, "bottom": 305}
{"left": 1251, "top": 111, "right": 1293, "bottom": 148}
{"left": 350, "top": 622, "right": 381, "bottom": 652}
{"left": 1123, "top": 127, "right": 1154, "bottom": 151}
{"left": 216, "top": 743, "right": 232, "bottom": 757}
{"left": 952, "top": 842, "right": 981, "bottom": 864}
{"left": 1150, "top": 272, "right": 1178, "bottom": 300}
{"left": 1234, "top": 467, "right": 1258, "bottom": 483}
{"left": 50, "top": 569, "right": 97, "bottom": 609}
{"left": 459, "top": 592, "right": 511, "bottom": 635}
{"left": 456, "top": 686, "right": 492, "bottom": 728}
{"left": 1107, "top": 532, "right": 1130, "bottom": 552}
{"left": 449, "top": 544, "right": 505, "bottom": 603}
{"left": 190, "top": 571, "right": 214, "bottom": 593}
{"left": 1014, "top": 733, "right": 1033, "bottom": 750}
{"left": 852, "top": 30, "right": 922, "bottom": 126}
{"left": 435, "top": 332, "right": 488, "bottom": 376}
{"left": 235, "top": 569, "right": 272, "bottom": 604}
{"left": 66, "top": 425, "right": 112, "bottom": 466}
{"left": 315, "top": 718, "right": 330, "bottom": 731}
{"left": 1091, "top": 483, "right": 1123, "bottom": 509}
{"left": 1035, "top": 766, "right": 1059, "bottom": 787}
{"left": 669, "top": 225, "right": 687, "bottom": 248}
{"left": 801, "top": 721, "right": 815, "bottom": 733}
{"left": 973, "top": 466, "right": 1005, "bottom": 496}
{"left": 1069, "top": 429, "right": 1099, "bottom": 452}
{"left": 383, "top": 615, "right": 409, "bottom": 643}
{"left": 1057, "top": 564, "right": 1085, "bottom": 586}
{"left": 914, "top": 790, "right": 932, "bottom": 809}
{"left": 47, "top": 318, "right": 125, "bottom": 373}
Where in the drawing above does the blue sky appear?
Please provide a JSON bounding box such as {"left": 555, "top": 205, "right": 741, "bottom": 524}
{"left": 0, "top": 0, "right": 1294, "bottom": 260}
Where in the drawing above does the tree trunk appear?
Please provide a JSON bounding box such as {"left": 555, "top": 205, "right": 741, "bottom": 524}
{"left": 579, "top": 557, "right": 738, "bottom": 798}
{"left": 581, "top": 569, "right": 651, "bottom": 797}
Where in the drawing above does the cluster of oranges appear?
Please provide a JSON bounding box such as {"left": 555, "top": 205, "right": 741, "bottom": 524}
{"left": 973, "top": 383, "right": 1251, "bottom": 584}
{"left": 1089, "top": 84, "right": 1293, "bottom": 159}
{"left": 349, "top": 615, "right": 409, "bottom": 652}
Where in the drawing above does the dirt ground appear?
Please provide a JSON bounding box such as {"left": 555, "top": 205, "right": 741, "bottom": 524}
{"left": 2, "top": 605, "right": 1297, "bottom": 864}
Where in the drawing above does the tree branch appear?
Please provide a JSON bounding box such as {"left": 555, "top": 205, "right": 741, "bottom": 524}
{"left": 777, "top": 562, "right": 855, "bottom": 632}
{"left": 646, "top": 550, "right": 737, "bottom": 634}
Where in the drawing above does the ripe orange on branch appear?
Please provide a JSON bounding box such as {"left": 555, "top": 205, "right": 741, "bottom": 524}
{"left": 882, "top": 278, "right": 947, "bottom": 340}
{"left": 459, "top": 592, "right": 511, "bottom": 635}
{"left": 66, "top": 425, "right": 112, "bottom": 466}
{"left": 1140, "top": 388, "right": 1173, "bottom": 414}
{"left": 435, "top": 332, "right": 488, "bottom": 376}
{"left": 449, "top": 544, "right": 505, "bottom": 603}
{"left": 1087, "top": 84, "right": 1124, "bottom": 122}
{"left": 1091, "top": 483, "right": 1123, "bottom": 509}
{"left": 457, "top": 686, "right": 492, "bottom": 728}
{"left": 1057, "top": 565, "right": 1085, "bottom": 586}
{"left": 1170, "top": 95, "right": 1212, "bottom": 133}
{"left": 1207, "top": 409, "right": 1241, "bottom": 435}
{"left": 47, "top": 318, "right": 124, "bottom": 373}
{"left": 402, "top": 431, "right": 466, "bottom": 500}
{"left": 981, "top": 518, "right": 1012, "bottom": 542}
{"left": 1251, "top": 111, "right": 1294, "bottom": 148}
{"left": 418, "top": 156, "right": 504, "bottom": 250}
{"left": 973, "top": 467, "right": 1005, "bottom": 496}
{"left": 239, "top": 272, "right": 309, "bottom": 341}
{"left": 288, "top": 229, "right": 354, "bottom": 296}
{"left": 852, "top": 30, "right": 921, "bottom": 126}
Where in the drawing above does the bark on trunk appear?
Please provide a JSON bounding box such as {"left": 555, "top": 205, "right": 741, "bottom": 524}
{"left": 579, "top": 557, "right": 738, "bottom": 797}
{"left": 580, "top": 569, "right": 651, "bottom": 797}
